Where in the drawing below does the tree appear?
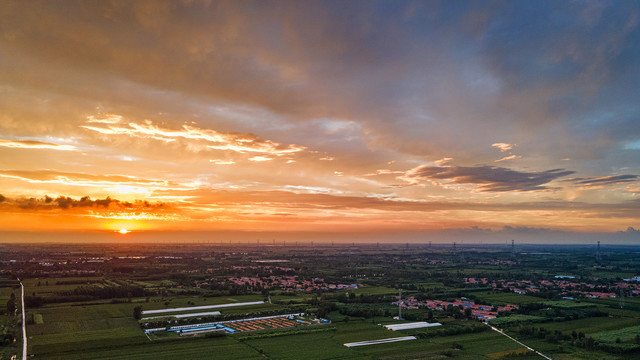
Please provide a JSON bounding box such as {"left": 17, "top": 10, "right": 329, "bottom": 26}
{"left": 427, "top": 310, "right": 434, "bottom": 321}
{"left": 133, "top": 305, "right": 143, "bottom": 320}
{"left": 6, "top": 296, "right": 16, "bottom": 316}
{"left": 464, "top": 308, "right": 472, "bottom": 319}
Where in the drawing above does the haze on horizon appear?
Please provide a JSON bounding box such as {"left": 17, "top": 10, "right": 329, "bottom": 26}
{"left": 0, "top": 1, "right": 639, "bottom": 244}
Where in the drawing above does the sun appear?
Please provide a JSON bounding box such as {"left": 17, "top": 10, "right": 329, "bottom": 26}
{"left": 119, "top": 228, "right": 129, "bottom": 234}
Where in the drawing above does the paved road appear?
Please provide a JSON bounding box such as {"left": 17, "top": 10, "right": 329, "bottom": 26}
{"left": 19, "top": 279, "right": 27, "bottom": 360}
{"left": 488, "top": 324, "right": 553, "bottom": 360}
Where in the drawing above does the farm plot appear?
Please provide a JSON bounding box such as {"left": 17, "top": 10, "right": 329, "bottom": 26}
{"left": 225, "top": 316, "right": 306, "bottom": 332}
{"left": 534, "top": 317, "right": 640, "bottom": 335}
{"left": 27, "top": 301, "right": 147, "bottom": 356}
{"left": 472, "top": 292, "right": 544, "bottom": 306}
{"left": 593, "top": 325, "right": 640, "bottom": 344}
{"left": 243, "top": 331, "right": 366, "bottom": 360}
{"left": 141, "top": 301, "right": 265, "bottom": 315}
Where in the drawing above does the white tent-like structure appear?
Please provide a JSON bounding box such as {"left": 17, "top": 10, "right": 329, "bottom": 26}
{"left": 383, "top": 322, "right": 442, "bottom": 331}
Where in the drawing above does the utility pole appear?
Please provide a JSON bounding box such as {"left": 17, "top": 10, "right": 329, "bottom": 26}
{"left": 511, "top": 240, "right": 515, "bottom": 259}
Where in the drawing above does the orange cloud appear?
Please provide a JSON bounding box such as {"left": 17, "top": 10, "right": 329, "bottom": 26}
{"left": 492, "top": 143, "right": 515, "bottom": 152}
{"left": 82, "top": 117, "right": 305, "bottom": 156}
{"left": 0, "top": 139, "right": 76, "bottom": 151}
{"left": 495, "top": 154, "right": 522, "bottom": 162}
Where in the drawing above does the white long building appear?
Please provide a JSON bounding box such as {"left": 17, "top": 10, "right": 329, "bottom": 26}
{"left": 383, "top": 322, "right": 442, "bottom": 331}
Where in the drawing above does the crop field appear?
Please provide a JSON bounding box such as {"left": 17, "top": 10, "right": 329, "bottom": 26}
{"left": 141, "top": 294, "right": 266, "bottom": 311}
{"left": 24, "top": 277, "right": 105, "bottom": 296}
{"left": 542, "top": 300, "right": 597, "bottom": 308}
{"left": 532, "top": 316, "right": 640, "bottom": 334}
{"left": 225, "top": 316, "right": 306, "bottom": 332}
{"left": 472, "top": 292, "right": 546, "bottom": 305}
{"left": 351, "top": 286, "right": 399, "bottom": 295}
{"left": 243, "top": 331, "right": 365, "bottom": 360}
{"left": 27, "top": 301, "right": 147, "bottom": 357}
{"left": 39, "top": 336, "right": 265, "bottom": 360}
{"left": 351, "top": 329, "right": 527, "bottom": 360}
{"left": 584, "top": 297, "right": 640, "bottom": 311}
{"left": 593, "top": 325, "right": 640, "bottom": 344}
{"left": 489, "top": 314, "right": 546, "bottom": 327}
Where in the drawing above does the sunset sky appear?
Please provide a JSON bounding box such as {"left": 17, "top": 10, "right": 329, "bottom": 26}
{"left": 1, "top": 1, "right": 639, "bottom": 243}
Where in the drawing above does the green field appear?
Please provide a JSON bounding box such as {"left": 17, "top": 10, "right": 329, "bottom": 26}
{"left": 351, "top": 286, "right": 399, "bottom": 295}
{"left": 534, "top": 316, "right": 640, "bottom": 335}
{"left": 593, "top": 325, "right": 640, "bottom": 344}
{"left": 489, "top": 314, "right": 547, "bottom": 327}
{"left": 471, "top": 292, "right": 544, "bottom": 305}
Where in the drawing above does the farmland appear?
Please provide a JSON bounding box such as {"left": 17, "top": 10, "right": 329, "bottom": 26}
{"left": 1, "top": 242, "right": 640, "bottom": 359}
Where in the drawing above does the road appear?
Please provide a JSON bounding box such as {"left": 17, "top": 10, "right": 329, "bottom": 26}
{"left": 20, "top": 279, "right": 27, "bottom": 360}
{"left": 488, "top": 324, "right": 553, "bottom": 360}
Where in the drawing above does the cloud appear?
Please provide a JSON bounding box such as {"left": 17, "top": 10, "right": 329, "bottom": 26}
{"left": 0, "top": 139, "right": 76, "bottom": 151}
{"left": 363, "top": 169, "right": 404, "bottom": 177}
{"left": 209, "top": 159, "right": 235, "bottom": 165}
{"left": 0, "top": 1, "right": 638, "bottom": 234}
{"left": 399, "top": 164, "right": 574, "bottom": 192}
{"left": 0, "top": 170, "right": 194, "bottom": 198}
{"left": 248, "top": 156, "right": 272, "bottom": 162}
{"left": 1, "top": 194, "right": 169, "bottom": 211}
{"left": 82, "top": 117, "right": 305, "bottom": 156}
{"left": 495, "top": 154, "right": 522, "bottom": 162}
{"left": 158, "top": 188, "right": 640, "bottom": 217}
{"left": 86, "top": 114, "right": 123, "bottom": 124}
{"left": 434, "top": 157, "right": 454, "bottom": 166}
{"left": 0, "top": 170, "right": 172, "bottom": 187}
{"left": 492, "top": 143, "right": 514, "bottom": 152}
{"left": 568, "top": 174, "right": 639, "bottom": 187}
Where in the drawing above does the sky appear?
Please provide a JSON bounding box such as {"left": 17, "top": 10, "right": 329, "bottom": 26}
{"left": 0, "top": 0, "right": 639, "bottom": 243}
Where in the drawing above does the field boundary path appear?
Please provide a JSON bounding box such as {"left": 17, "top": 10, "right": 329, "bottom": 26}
{"left": 487, "top": 324, "right": 553, "bottom": 360}
{"left": 19, "top": 278, "right": 27, "bottom": 360}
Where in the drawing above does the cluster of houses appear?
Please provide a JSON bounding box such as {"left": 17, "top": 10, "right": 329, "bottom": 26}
{"left": 464, "top": 276, "right": 640, "bottom": 299}
{"left": 392, "top": 296, "right": 518, "bottom": 321}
